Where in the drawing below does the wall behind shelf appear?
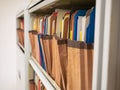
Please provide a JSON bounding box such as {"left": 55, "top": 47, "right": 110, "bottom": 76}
{"left": 0, "top": 0, "right": 24, "bottom": 90}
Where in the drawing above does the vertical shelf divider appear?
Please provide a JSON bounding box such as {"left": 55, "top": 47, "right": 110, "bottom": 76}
{"left": 24, "top": 9, "right": 31, "bottom": 90}
{"left": 92, "top": 0, "right": 106, "bottom": 90}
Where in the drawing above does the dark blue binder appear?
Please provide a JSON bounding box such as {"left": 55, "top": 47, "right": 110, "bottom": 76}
{"left": 73, "top": 10, "right": 86, "bottom": 40}
{"left": 38, "top": 34, "right": 46, "bottom": 70}
{"left": 86, "top": 7, "right": 95, "bottom": 43}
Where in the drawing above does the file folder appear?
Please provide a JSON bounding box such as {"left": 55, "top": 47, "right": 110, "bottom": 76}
{"left": 29, "top": 80, "right": 35, "bottom": 90}
{"left": 84, "top": 44, "right": 93, "bottom": 90}
{"left": 57, "top": 39, "right": 68, "bottom": 90}
{"left": 67, "top": 41, "right": 86, "bottom": 90}
{"left": 55, "top": 9, "right": 68, "bottom": 37}
{"left": 21, "top": 30, "right": 24, "bottom": 47}
{"left": 41, "top": 35, "right": 53, "bottom": 76}
{"left": 73, "top": 10, "right": 86, "bottom": 40}
{"left": 42, "top": 17, "right": 45, "bottom": 34}
{"left": 50, "top": 12, "right": 57, "bottom": 35}
{"left": 29, "top": 31, "right": 36, "bottom": 58}
{"left": 82, "top": 9, "right": 92, "bottom": 42}
{"left": 38, "top": 34, "right": 46, "bottom": 70}
{"left": 38, "top": 80, "right": 41, "bottom": 90}
{"left": 44, "top": 17, "right": 48, "bottom": 35}
{"left": 51, "top": 35, "right": 64, "bottom": 89}
{"left": 34, "top": 33, "right": 41, "bottom": 64}
{"left": 47, "top": 15, "right": 51, "bottom": 35}
{"left": 32, "top": 16, "right": 38, "bottom": 31}
{"left": 86, "top": 7, "right": 95, "bottom": 43}
{"left": 20, "top": 18, "right": 24, "bottom": 30}
{"left": 40, "top": 18, "right": 43, "bottom": 34}
{"left": 17, "top": 28, "right": 21, "bottom": 43}
{"left": 29, "top": 31, "right": 38, "bottom": 62}
{"left": 70, "top": 11, "right": 77, "bottom": 40}
{"left": 17, "top": 28, "right": 24, "bottom": 47}
{"left": 37, "top": 16, "right": 43, "bottom": 34}
{"left": 77, "top": 16, "right": 83, "bottom": 41}
{"left": 62, "top": 12, "right": 70, "bottom": 39}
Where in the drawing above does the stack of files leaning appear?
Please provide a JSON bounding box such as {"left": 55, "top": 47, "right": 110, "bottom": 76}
{"left": 29, "top": 7, "right": 95, "bottom": 90}
{"left": 29, "top": 31, "right": 46, "bottom": 71}
{"left": 17, "top": 28, "right": 24, "bottom": 47}
{"left": 17, "top": 18, "right": 24, "bottom": 47}
{"left": 66, "top": 7, "right": 95, "bottom": 90}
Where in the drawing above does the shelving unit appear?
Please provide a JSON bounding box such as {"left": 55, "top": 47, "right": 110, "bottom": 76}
{"left": 17, "top": 0, "right": 96, "bottom": 90}
{"left": 16, "top": 0, "right": 120, "bottom": 90}
{"left": 27, "top": 0, "right": 96, "bottom": 90}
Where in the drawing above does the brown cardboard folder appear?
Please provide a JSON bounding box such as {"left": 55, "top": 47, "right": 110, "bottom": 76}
{"left": 17, "top": 28, "right": 24, "bottom": 47}
{"left": 29, "top": 31, "right": 38, "bottom": 62}
{"left": 29, "top": 80, "right": 35, "bottom": 90}
{"left": 51, "top": 36, "right": 62, "bottom": 88}
{"left": 62, "top": 12, "right": 70, "bottom": 39}
{"left": 67, "top": 40, "right": 85, "bottom": 90}
{"left": 34, "top": 33, "right": 41, "bottom": 64}
{"left": 43, "top": 35, "right": 67, "bottom": 90}
{"left": 57, "top": 39, "right": 68, "bottom": 90}
{"left": 67, "top": 40, "right": 93, "bottom": 90}
{"left": 41, "top": 35, "right": 53, "bottom": 76}
{"left": 17, "top": 28, "right": 21, "bottom": 43}
{"left": 50, "top": 12, "right": 57, "bottom": 35}
{"left": 84, "top": 44, "right": 93, "bottom": 90}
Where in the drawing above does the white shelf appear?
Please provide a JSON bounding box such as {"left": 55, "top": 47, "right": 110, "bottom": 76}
{"left": 29, "top": 56, "right": 61, "bottom": 90}
{"left": 29, "top": 0, "right": 58, "bottom": 13}
{"left": 28, "top": 0, "right": 95, "bottom": 13}
{"left": 29, "top": 0, "right": 44, "bottom": 8}
{"left": 18, "top": 42, "right": 25, "bottom": 53}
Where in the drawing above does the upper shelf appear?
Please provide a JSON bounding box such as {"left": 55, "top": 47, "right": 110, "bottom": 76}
{"left": 29, "top": 0, "right": 44, "bottom": 9}
{"left": 16, "top": 10, "right": 24, "bottom": 18}
{"left": 28, "top": 0, "right": 95, "bottom": 14}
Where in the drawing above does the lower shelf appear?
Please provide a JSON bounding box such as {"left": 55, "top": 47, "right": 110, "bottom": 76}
{"left": 29, "top": 57, "right": 61, "bottom": 90}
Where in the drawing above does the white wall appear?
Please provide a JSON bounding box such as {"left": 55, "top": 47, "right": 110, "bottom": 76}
{"left": 0, "top": 0, "right": 24, "bottom": 90}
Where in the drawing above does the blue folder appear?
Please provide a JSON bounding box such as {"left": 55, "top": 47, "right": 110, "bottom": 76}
{"left": 38, "top": 34, "right": 46, "bottom": 70}
{"left": 73, "top": 10, "right": 86, "bottom": 40}
{"left": 86, "top": 7, "right": 95, "bottom": 43}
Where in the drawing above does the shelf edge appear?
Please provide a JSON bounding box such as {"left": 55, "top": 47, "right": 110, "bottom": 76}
{"left": 29, "top": 0, "right": 58, "bottom": 13}
{"left": 18, "top": 42, "right": 25, "bottom": 53}
{"left": 16, "top": 10, "right": 24, "bottom": 18}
